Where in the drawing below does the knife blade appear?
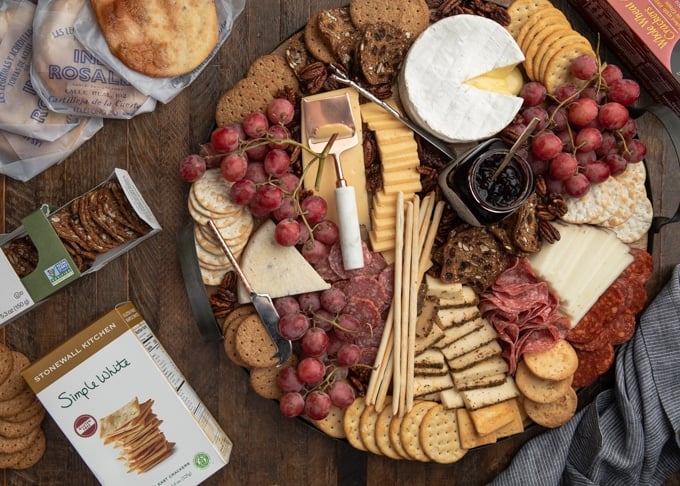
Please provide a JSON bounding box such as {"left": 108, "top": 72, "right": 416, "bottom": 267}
{"left": 207, "top": 220, "right": 292, "bottom": 366}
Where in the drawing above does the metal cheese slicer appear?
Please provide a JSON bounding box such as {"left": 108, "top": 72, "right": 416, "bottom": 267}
{"left": 207, "top": 220, "right": 291, "bottom": 366}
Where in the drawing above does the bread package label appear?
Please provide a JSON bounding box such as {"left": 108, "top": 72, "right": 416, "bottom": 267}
{"left": 30, "top": 0, "right": 156, "bottom": 119}
{"left": 0, "top": 168, "right": 160, "bottom": 325}
{"left": 22, "top": 302, "right": 232, "bottom": 485}
{"left": 0, "top": 0, "right": 81, "bottom": 140}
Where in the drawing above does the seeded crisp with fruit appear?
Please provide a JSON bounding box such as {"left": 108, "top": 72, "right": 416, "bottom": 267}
{"left": 175, "top": 0, "right": 655, "bottom": 462}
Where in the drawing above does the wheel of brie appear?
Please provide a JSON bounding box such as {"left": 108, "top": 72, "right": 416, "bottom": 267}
{"left": 399, "top": 14, "right": 525, "bottom": 144}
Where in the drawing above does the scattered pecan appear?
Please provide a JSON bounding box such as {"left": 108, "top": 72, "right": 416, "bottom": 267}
{"left": 367, "top": 83, "right": 393, "bottom": 100}
{"left": 535, "top": 174, "right": 548, "bottom": 198}
{"left": 432, "top": 0, "right": 510, "bottom": 26}
{"left": 417, "top": 165, "right": 439, "bottom": 196}
{"left": 298, "top": 61, "right": 325, "bottom": 81}
{"left": 209, "top": 271, "right": 238, "bottom": 319}
{"left": 538, "top": 220, "right": 561, "bottom": 244}
{"left": 348, "top": 365, "right": 372, "bottom": 397}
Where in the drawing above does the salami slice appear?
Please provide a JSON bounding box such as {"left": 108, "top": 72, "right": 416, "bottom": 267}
{"left": 344, "top": 275, "right": 388, "bottom": 308}
{"left": 572, "top": 342, "right": 615, "bottom": 388}
{"left": 608, "top": 311, "right": 636, "bottom": 345}
{"left": 343, "top": 296, "right": 383, "bottom": 330}
{"left": 313, "top": 254, "right": 343, "bottom": 283}
{"left": 328, "top": 241, "right": 374, "bottom": 279}
{"left": 378, "top": 265, "right": 395, "bottom": 303}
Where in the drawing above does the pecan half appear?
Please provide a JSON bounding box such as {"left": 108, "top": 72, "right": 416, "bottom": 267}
{"left": 538, "top": 220, "right": 561, "bottom": 244}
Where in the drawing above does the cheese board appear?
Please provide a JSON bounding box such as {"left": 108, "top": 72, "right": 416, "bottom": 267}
{"left": 176, "top": 0, "right": 675, "bottom": 465}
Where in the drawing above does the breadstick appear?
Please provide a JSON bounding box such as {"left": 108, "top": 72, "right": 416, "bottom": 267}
{"left": 399, "top": 199, "right": 415, "bottom": 416}
{"left": 366, "top": 305, "right": 394, "bottom": 406}
{"left": 418, "top": 193, "right": 435, "bottom": 248}
{"left": 391, "top": 192, "right": 405, "bottom": 416}
{"left": 406, "top": 196, "right": 420, "bottom": 413}
{"left": 375, "top": 352, "right": 393, "bottom": 413}
{"left": 417, "top": 200, "right": 446, "bottom": 286}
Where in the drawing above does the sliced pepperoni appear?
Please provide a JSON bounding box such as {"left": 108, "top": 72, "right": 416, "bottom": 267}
{"left": 622, "top": 276, "right": 648, "bottom": 315}
{"left": 623, "top": 247, "right": 653, "bottom": 285}
{"left": 567, "top": 280, "right": 625, "bottom": 343}
{"left": 566, "top": 311, "right": 606, "bottom": 344}
{"left": 609, "top": 311, "right": 636, "bottom": 345}
{"left": 572, "top": 342, "right": 615, "bottom": 388}
{"left": 570, "top": 326, "right": 611, "bottom": 352}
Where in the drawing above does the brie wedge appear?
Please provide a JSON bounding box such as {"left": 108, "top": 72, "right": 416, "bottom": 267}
{"left": 399, "top": 15, "right": 525, "bottom": 143}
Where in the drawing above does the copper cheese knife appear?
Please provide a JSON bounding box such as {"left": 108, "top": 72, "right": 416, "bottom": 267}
{"left": 207, "top": 220, "right": 292, "bottom": 366}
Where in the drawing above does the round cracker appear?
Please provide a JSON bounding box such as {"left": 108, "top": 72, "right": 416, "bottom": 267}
{"left": 0, "top": 344, "right": 14, "bottom": 386}
{"left": 0, "top": 390, "right": 36, "bottom": 418}
{"left": 516, "top": 7, "right": 568, "bottom": 53}
{"left": 532, "top": 31, "right": 588, "bottom": 83}
{"left": 374, "top": 402, "right": 403, "bottom": 460}
{"left": 522, "top": 339, "right": 579, "bottom": 381}
{"left": 589, "top": 176, "right": 620, "bottom": 225}
{"left": 561, "top": 187, "right": 607, "bottom": 224}
{"left": 601, "top": 178, "right": 635, "bottom": 227}
{"left": 0, "top": 352, "right": 29, "bottom": 401}
{"left": 0, "top": 425, "right": 40, "bottom": 454}
{"left": 542, "top": 42, "right": 595, "bottom": 94}
{"left": 0, "top": 407, "right": 45, "bottom": 439}
{"left": 223, "top": 308, "right": 255, "bottom": 367}
{"left": 201, "top": 262, "right": 229, "bottom": 286}
{"left": 312, "top": 405, "right": 347, "bottom": 439}
{"left": 221, "top": 304, "right": 256, "bottom": 334}
{"left": 235, "top": 313, "right": 279, "bottom": 368}
{"left": 191, "top": 169, "right": 236, "bottom": 215}
{"left": 399, "top": 400, "right": 438, "bottom": 462}
{"left": 358, "top": 402, "right": 382, "bottom": 455}
{"left": 304, "top": 11, "right": 335, "bottom": 63}
{"left": 522, "top": 23, "right": 572, "bottom": 80}
{"left": 523, "top": 387, "right": 578, "bottom": 428}
{"left": 610, "top": 196, "right": 653, "bottom": 243}
{"left": 249, "top": 354, "right": 298, "bottom": 400}
{"left": 343, "top": 398, "right": 368, "bottom": 451}
{"left": 387, "top": 410, "right": 411, "bottom": 459}
{"left": 506, "top": 0, "right": 554, "bottom": 38}
{"left": 419, "top": 404, "right": 467, "bottom": 464}
{"left": 515, "top": 360, "right": 574, "bottom": 404}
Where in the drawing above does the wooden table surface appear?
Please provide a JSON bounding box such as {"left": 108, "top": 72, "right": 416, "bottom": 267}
{"left": 2, "top": 1, "right": 680, "bottom": 484}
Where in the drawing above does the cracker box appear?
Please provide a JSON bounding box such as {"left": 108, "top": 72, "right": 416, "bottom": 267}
{"left": 570, "top": 0, "right": 680, "bottom": 115}
{"left": 0, "top": 168, "right": 160, "bottom": 326}
{"left": 22, "top": 302, "right": 232, "bottom": 485}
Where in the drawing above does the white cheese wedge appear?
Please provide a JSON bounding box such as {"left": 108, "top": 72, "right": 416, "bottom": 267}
{"left": 398, "top": 14, "right": 525, "bottom": 143}
{"left": 236, "top": 221, "right": 331, "bottom": 303}
{"left": 528, "top": 222, "right": 633, "bottom": 327}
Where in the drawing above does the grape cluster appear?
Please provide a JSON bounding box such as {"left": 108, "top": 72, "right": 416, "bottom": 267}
{"left": 274, "top": 284, "right": 368, "bottom": 420}
{"left": 179, "top": 97, "right": 336, "bottom": 247}
{"left": 510, "top": 55, "right": 646, "bottom": 198}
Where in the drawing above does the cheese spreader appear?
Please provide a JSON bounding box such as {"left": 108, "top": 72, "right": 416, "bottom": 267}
{"left": 207, "top": 219, "right": 292, "bottom": 366}
{"left": 301, "top": 92, "right": 365, "bottom": 270}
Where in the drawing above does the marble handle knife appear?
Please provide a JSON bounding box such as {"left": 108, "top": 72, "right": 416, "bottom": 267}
{"left": 207, "top": 220, "right": 292, "bottom": 366}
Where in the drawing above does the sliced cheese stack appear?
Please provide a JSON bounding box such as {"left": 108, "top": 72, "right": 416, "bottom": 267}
{"left": 528, "top": 221, "right": 634, "bottom": 327}
{"left": 361, "top": 102, "right": 422, "bottom": 258}
{"left": 399, "top": 14, "right": 525, "bottom": 143}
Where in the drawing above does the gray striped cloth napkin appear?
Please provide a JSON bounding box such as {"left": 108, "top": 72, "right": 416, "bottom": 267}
{"left": 490, "top": 264, "right": 680, "bottom": 485}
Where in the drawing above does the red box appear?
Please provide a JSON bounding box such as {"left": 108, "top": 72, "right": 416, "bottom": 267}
{"left": 571, "top": 0, "right": 680, "bottom": 115}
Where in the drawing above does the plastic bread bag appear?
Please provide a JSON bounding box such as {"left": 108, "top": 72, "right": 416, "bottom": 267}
{"left": 72, "top": 0, "right": 246, "bottom": 104}
{"left": 0, "top": 0, "right": 81, "bottom": 141}
{"left": 0, "top": 116, "right": 103, "bottom": 182}
{"left": 30, "top": 0, "right": 156, "bottom": 119}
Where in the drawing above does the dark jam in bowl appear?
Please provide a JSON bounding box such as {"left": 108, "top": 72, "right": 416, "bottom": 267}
{"left": 474, "top": 152, "right": 525, "bottom": 209}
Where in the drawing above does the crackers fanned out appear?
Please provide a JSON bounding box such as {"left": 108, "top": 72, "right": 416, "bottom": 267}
{"left": 89, "top": 0, "right": 219, "bottom": 78}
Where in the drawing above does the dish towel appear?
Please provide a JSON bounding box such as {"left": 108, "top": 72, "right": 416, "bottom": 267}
{"left": 490, "top": 264, "right": 680, "bottom": 486}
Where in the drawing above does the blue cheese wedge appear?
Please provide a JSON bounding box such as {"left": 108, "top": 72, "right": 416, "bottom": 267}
{"left": 237, "top": 220, "right": 330, "bottom": 303}
{"left": 398, "top": 14, "right": 525, "bottom": 143}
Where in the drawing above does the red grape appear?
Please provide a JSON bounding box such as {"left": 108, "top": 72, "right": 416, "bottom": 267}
{"left": 268, "top": 125, "right": 291, "bottom": 150}
{"left": 334, "top": 314, "right": 362, "bottom": 342}
{"left": 313, "top": 309, "right": 336, "bottom": 332}
{"left": 520, "top": 81, "right": 547, "bottom": 106}
{"left": 568, "top": 98, "right": 599, "bottom": 126}
{"left": 598, "top": 102, "right": 629, "bottom": 130}
{"left": 229, "top": 179, "right": 256, "bottom": 205}
{"left": 267, "top": 98, "right": 295, "bottom": 125}
{"left": 273, "top": 196, "right": 297, "bottom": 221}
{"left": 527, "top": 153, "right": 549, "bottom": 176}
{"left": 304, "top": 390, "right": 331, "bottom": 420}
{"left": 531, "top": 132, "right": 562, "bottom": 160}
{"left": 580, "top": 86, "right": 605, "bottom": 104}
{"left": 220, "top": 152, "right": 248, "bottom": 182}
{"left": 277, "top": 172, "right": 300, "bottom": 193}
{"left": 279, "top": 392, "right": 305, "bottom": 417}
{"left": 564, "top": 173, "right": 590, "bottom": 197}
{"left": 297, "top": 220, "right": 311, "bottom": 245}
{"left": 554, "top": 83, "right": 579, "bottom": 102}
{"left": 328, "top": 380, "right": 356, "bottom": 408}
{"left": 274, "top": 296, "right": 300, "bottom": 317}
{"left": 546, "top": 177, "right": 564, "bottom": 194}
{"left": 313, "top": 220, "right": 340, "bottom": 245}
{"left": 210, "top": 126, "right": 240, "bottom": 152}
{"left": 336, "top": 343, "right": 361, "bottom": 366}
{"left": 584, "top": 160, "right": 611, "bottom": 183}
{"left": 319, "top": 287, "right": 347, "bottom": 314}
{"left": 623, "top": 139, "right": 647, "bottom": 163}
{"left": 575, "top": 150, "right": 596, "bottom": 167}
{"left": 555, "top": 130, "right": 574, "bottom": 152}
{"left": 549, "top": 153, "right": 578, "bottom": 181}
{"left": 603, "top": 153, "right": 628, "bottom": 176}
{"left": 601, "top": 64, "right": 623, "bottom": 85}
{"left": 278, "top": 366, "right": 304, "bottom": 393}
{"left": 245, "top": 142, "right": 269, "bottom": 161}
{"left": 199, "top": 143, "right": 221, "bottom": 169}
{"left": 275, "top": 218, "right": 301, "bottom": 246}
{"left": 242, "top": 111, "right": 269, "bottom": 138}
{"left": 301, "top": 327, "right": 330, "bottom": 357}
{"left": 298, "top": 292, "right": 321, "bottom": 312}
{"left": 297, "top": 357, "right": 325, "bottom": 386}
{"left": 619, "top": 118, "right": 637, "bottom": 141}
{"left": 547, "top": 106, "right": 568, "bottom": 131}
{"left": 277, "top": 312, "right": 310, "bottom": 340}
{"left": 253, "top": 185, "right": 283, "bottom": 212}
{"left": 301, "top": 238, "right": 329, "bottom": 264}
{"left": 608, "top": 79, "right": 640, "bottom": 106}
{"left": 575, "top": 127, "right": 603, "bottom": 152}
{"left": 179, "top": 154, "right": 206, "bottom": 182}
{"left": 522, "top": 106, "right": 549, "bottom": 130}
{"left": 300, "top": 195, "right": 328, "bottom": 224}
{"left": 596, "top": 131, "right": 618, "bottom": 156}
{"left": 570, "top": 54, "right": 598, "bottom": 80}
{"left": 264, "top": 149, "right": 291, "bottom": 177}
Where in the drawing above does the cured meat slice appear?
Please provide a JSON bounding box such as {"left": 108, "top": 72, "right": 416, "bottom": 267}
{"left": 570, "top": 326, "right": 611, "bottom": 352}
{"left": 608, "top": 311, "right": 636, "bottom": 345}
{"left": 344, "top": 275, "right": 388, "bottom": 308}
{"left": 567, "top": 280, "right": 625, "bottom": 343}
{"left": 622, "top": 247, "right": 653, "bottom": 285}
{"left": 328, "top": 241, "right": 373, "bottom": 280}
{"left": 572, "top": 342, "right": 615, "bottom": 388}
{"left": 378, "top": 265, "right": 395, "bottom": 304}
{"left": 480, "top": 257, "right": 569, "bottom": 373}
{"left": 343, "top": 296, "right": 382, "bottom": 329}
{"left": 313, "top": 254, "right": 343, "bottom": 283}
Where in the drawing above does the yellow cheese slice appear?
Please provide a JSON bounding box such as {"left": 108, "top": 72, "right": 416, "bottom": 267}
{"left": 382, "top": 169, "right": 420, "bottom": 185}
{"left": 301, "top": 88, "right": 369, "bottom": 229}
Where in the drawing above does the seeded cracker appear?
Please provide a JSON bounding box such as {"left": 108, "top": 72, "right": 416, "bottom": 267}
{"left": 348, "top": 0, "right": 429, "bottom": 42}
{"left": 317, "top": 8, "right": 358, "bottom": 68}
{"left": 304, "top": 11, "right": 336, "bottom": 63}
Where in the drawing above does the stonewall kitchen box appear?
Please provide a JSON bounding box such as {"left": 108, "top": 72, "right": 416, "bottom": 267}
{"left": 0, "top": 168, "right": 160, "bottom": 326}
{"left": 22, "top": 302, "right": 232, "bottom": 485}
{"left": 571, "top": 0, "right": 680, "bottom": 115}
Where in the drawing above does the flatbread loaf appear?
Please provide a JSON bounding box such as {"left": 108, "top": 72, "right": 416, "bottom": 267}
{"left": 89, "top": 0, "right": 219, "bottom": 77}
